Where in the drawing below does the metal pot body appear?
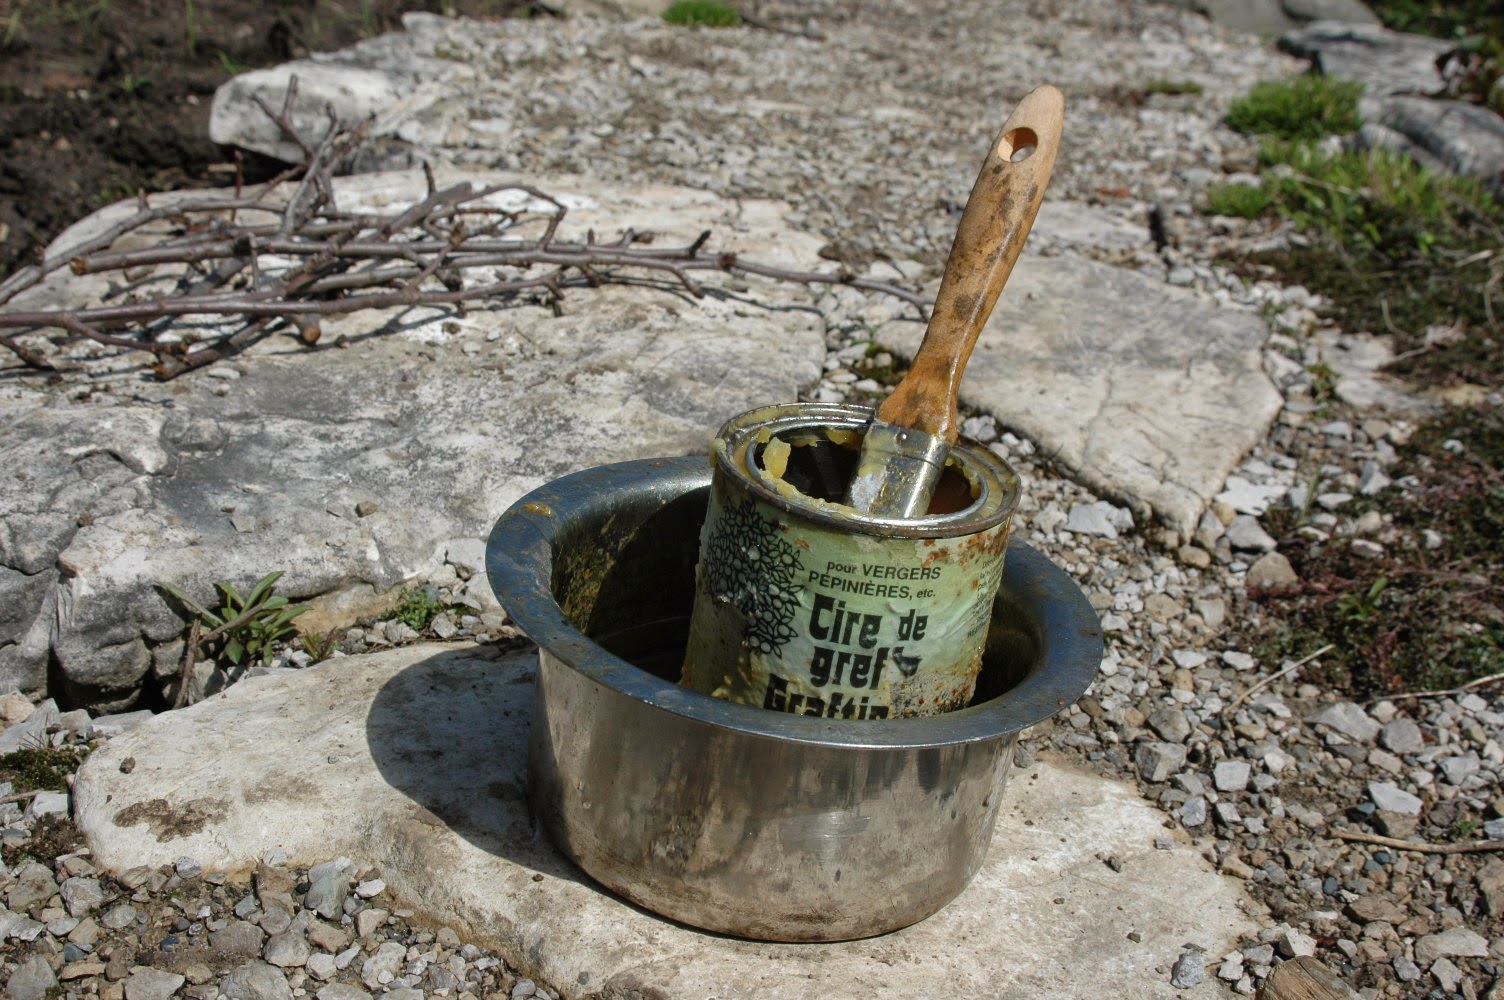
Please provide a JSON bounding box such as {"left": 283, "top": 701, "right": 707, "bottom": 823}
{"left": 487, "top": 456, "right": 1101, "bottom": 942}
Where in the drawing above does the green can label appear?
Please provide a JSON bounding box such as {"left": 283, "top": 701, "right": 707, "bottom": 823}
{"left": 681, "top": 431, "right": 1014, "bottom": 719}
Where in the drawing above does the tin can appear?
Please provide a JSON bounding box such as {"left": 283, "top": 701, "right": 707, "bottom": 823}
{"left": 680, "top": 403, "right": 1020, "bottom": 719}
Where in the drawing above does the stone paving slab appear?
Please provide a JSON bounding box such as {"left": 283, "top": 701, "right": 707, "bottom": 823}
{"left": 74, "top": 643, "right": 1259, "bottom": 1000}
{"left": 0, "top": 169, "right": 825, "bottom": 703}
{"left": 876, "top": 252, "right": 1283, "bottom": 540}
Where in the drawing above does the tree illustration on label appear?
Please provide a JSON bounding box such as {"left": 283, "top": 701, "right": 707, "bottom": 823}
{"left": 703, "top": 498, "right": 804, "bottom": 655}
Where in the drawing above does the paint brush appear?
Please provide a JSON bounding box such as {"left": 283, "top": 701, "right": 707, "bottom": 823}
{"left": 845, "top": 85, "right": 1064, "bottom": 518}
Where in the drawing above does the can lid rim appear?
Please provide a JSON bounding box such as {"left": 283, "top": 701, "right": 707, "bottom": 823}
{"left": 716, "top": 402, "right": 1020, "bottom": 539}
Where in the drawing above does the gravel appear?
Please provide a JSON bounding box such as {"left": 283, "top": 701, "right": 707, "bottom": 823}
{"left": 0, "top": 815, "right": 556, "bottom": 1000}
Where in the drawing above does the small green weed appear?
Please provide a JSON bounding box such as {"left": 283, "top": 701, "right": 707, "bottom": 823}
{"left": 390, "top": 587, "right": 443, "bottom": 631}
{"left": 1305, "top": 363, "right": 1338, "bottom": 403}
{"left": 1372, "top": 0, "right": 1492, "bottom": 34}
{"left": 217, "top": 50, "right": 249, "bottom": 75}
{"left": 299, "top": 630, "right": 340, "bottom": 663}
{"left": 1224, "top": 75, "right": 1363, "bottom": 141}
{"left": 182, "top": 0, "right": 198, "bottom": 54}
{"left": 1253, "top": 142, "right": 1492, "bottom": 253}
{"left": 117, "top": 72, "right": 150, "bottom": 96}
{"left": 2, "top": 9, "right": 23, "bottom": 50}
{"left": 1334, "top": 576, "right": 1389, "bottom": 624}
{"left": 1236, "top": 174, "right": 1500, "bottom": 384}
{"left": 161, "top": 571, "right": 310, "bottom": 667}
{"left": 663, "top": 1, "right": 741, "bottom": 28}
{"left": 850, "top": 342, "right": 904, "bottom": 395}
{"left": 1, "top": 814, "right": 82, "bottom": 869}
{"left": 91, "top": 181, "right": 138, "bottom": 208}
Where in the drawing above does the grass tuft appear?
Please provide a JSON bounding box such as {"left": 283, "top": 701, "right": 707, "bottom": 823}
{"left": 1224, "top": 76, "right": 1363, "bottom": 141}
{"left": 1206, "top": 181, "right": 1271, "bottom": 219}
{"left": 663, "top": 1, "right": 740, "bottom": 28}
{"left": 1212, "top": 76, "right": 1501, "bottom": 386}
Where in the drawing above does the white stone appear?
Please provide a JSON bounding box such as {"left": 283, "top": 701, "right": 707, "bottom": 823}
{"left": 1358, "top": 462, "right": 1392, "bottom": 495}
{"left": 1380, "top": 718, "right": 1424, "bottom": 754}
{"left": 1310, "top": 702, "right": 1381, "bottom": 743}
{"left": 1171, "top": 650, "right": 1208, "bottom": 669}
{"left": 1282, "top": 21, "right": 1447, "bottom": 99}
{"left": 211, "top": 60, "right": 468, "bottom": 165}
{"left": 1213, "top": 761, "right": 1252, "bottom": 792}
{"left": 1223, "top": 515, "right": 1277, "bottom": 553}
{"left": 1275, "top": 927, "right": 1317, "bottom": 958}
{"left": 1439, "top": 754, "right": 1480, "bottom": 786}
{"left": 1429, "top": 956, "right": 1462, "bottom": 993}
{"left": 90, "top": 711, "right": 156, "bottom": 739}
{"left": 1066, "top": 501, "right": 1131, "bottom": 539}
{"left": 1414, "top": 926, "right": 1489, "bottom": 964}
{"left": 1368, "top": 781, "right": 1423, "bottom": 816}
{"left": 26, "top": 790, "right": 70, "bottom": 821}
{"left": 1215, "top": 476, "right": 1287, "bottom": 516}
{"left": 74, "top": 643, "right": 1257, "bottom": 1000}
{"left": 125, "top": 967, "right": 187, "bottom": 1000}
{"left": 1245, "top": 552, "right": 1297, "bottom": 590}
{"left": 355, "top": 879, "right": 386, "bottom": 899}
{"left": 1031, "top": 199, "right": 1152, "bottom": 254}
{"left": 1221, "top": 652, "right": 1256, "bottom": 672}
{"left": 306, "top": 953, "right": 338, "bottom": 982}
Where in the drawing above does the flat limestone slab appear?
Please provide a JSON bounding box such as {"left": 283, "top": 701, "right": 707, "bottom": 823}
{"left": 75, "top": 643, "right": 1258, "bottom": 999}
{"left": 0, "top": 168, "right": 825, "bottom": 703}
{"left": 877, "top": 254, "right": 1282, "bottom": 538}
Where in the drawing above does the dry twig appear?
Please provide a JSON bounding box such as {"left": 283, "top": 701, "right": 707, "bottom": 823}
{"left": 0, "top": 82, "right": 929, "bottom": 379}
{"left": 0, "top": 789, "right": 45, "bottom": 805}
{"left": 1368, "top": 669, "right": 1504, "bottom": 706}
{"left": 1334, "top": 828, "right": 1504, "bottom": 855}
{"left": 1226, "top": 643, "right": 1335, "bottom": 711}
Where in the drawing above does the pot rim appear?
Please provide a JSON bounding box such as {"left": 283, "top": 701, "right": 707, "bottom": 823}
{"left": 487, "top": 455, "right": 1101, "bottom": 751}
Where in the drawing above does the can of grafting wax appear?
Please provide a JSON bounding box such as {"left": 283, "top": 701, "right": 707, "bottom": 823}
{"left": 680, "top": 403, "right": 1019, "bottom": 719}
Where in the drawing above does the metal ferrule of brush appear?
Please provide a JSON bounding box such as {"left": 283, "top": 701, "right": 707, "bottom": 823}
{"left": 845, "top": 422, "right": 951, "bottom": 519}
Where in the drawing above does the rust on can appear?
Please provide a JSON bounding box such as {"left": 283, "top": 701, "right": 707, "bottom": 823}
{"left": 680, "top": 403, "right": 1019, "bottom": 719}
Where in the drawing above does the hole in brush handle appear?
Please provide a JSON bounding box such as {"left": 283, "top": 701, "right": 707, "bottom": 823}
{"left": 1003, "top": 127, "right": 1038, "bottom": 163}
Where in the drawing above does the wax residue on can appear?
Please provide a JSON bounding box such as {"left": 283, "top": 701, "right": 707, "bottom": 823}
{"left": 761, "top": 436, "right": 792, "bottom": 482}
{"left": 680, "top": 403, "right": 1018, "bottom": 720}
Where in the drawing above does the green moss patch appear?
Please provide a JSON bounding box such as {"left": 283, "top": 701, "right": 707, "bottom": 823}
{"left": 0, "top": 746, "right": 84, "bottom": 794}
{"left": 663, "top": 1, "right": 740, "bottom": 27}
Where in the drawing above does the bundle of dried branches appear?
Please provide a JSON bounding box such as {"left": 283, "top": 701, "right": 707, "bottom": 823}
{"left": 0, "top": 80, "right": 929, "bottom": 380}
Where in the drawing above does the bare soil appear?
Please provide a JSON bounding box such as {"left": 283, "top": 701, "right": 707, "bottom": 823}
{"left": 0, "top": 0, "right": 536, "bottom": 279}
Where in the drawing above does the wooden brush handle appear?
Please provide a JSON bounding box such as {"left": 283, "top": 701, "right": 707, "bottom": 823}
{"left": 877, "top": 85, "right": 1064, "bottom": 442}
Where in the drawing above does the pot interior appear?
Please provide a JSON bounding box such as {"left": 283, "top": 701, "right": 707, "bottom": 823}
{"left": 549, "top": 483, "right": 1037, "bottom": 706}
